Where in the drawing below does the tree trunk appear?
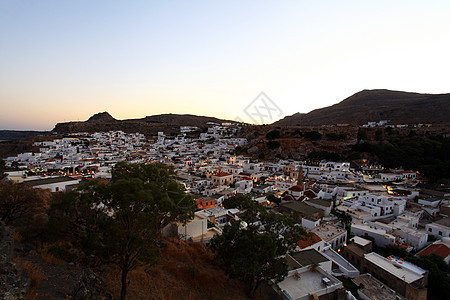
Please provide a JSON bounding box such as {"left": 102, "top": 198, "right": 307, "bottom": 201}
{"left": 120, "top": 268, "right": 129, "bottom": 300}
{"left": 249, "top": 279, "right": 260, "bottom": 299}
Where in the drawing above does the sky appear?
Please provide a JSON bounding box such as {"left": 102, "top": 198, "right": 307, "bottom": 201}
{"left": 1, "top": 0, "right": 450, "bottom": 130}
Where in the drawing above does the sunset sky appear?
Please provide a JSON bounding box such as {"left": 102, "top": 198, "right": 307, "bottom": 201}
{"left": 1, "top": 0, "right": 449, "bottom": 130}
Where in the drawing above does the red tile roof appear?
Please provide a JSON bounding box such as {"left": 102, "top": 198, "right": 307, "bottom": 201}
{"left": 239, "top": 172, "right": 252, "bottom": 176}
{"left": 417, "top": 243, "right": 450, "bottom": 259}
{"left": 213, "top": 172, "right": 232, "bottom": 177}
{"left": 282, "top": 194, "right": 295, "bottom": 201}
{"left": 289, "top": 185, "right": 303, "bottom": 192}
{"left": 298, "top": 233, "right": 322, "bottom": 249}
{"left": 304, "top": 190, "right": 316, "bottom": 199}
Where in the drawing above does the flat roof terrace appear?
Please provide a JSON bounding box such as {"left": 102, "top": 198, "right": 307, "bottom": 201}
{"left": 364, "top": 253, "right": 425, "bottom": 284}
{"left": 352, "top": 274, "right": 406, "bottom": 300}
{"left": 278, "top": 267, "right": 343, "bottom": 300}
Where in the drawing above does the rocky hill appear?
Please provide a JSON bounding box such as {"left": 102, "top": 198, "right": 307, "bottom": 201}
{"left": 236, "top": 125, "right": 360, "bottom": 161}
{"left": 0, "top": 136, "right": 59, "bottom": 159}
{"left": 0, "top": 130, "right": 50, "bottom": 142}
{"left": 86, "top": 112, "right": 117, "bottom": 123}
{"left": 275, "top": 89, "right": 450, "bottom": 126}
{"left": 52, "top": 112, "right": 236, "bottom": 136}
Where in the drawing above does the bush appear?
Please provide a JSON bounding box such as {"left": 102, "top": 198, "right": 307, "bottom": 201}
{"left": 307, "top": 150, "right": 342, "bottom": 161}
{"left": 304, "top": 131, "right": 322, "bottom": 141}
{"left": 357, "top": 129, "right": 367, "bottom": 142}
{"left": 375, "top": 129, "right": 383, "bottom": 141}
{"left": 20, "top": 261, "right": 47, "bottom": 288}
{"left": 267, "top": 140, "right": 281, "bottom": 149}
{"left": 352, "top": 134, "right": 450, "bottom": 181}
{"left": 326, "top": 133, "right": 347, "bottom": 141}
{"left": 266, "top": 130, "right": 281, "bottom": 140}
{"left": 47, "top": 243, "right": 79, "bottom": 262}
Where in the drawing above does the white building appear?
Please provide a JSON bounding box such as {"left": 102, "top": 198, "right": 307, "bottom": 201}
{"left": 311, "top": 223, "right": 347, "bottom": 250}
{"left": 23, "top": 176, "right": 81, "bottom": 192}
{"left": 425, "top": 218, "right": 450, "bottom": 239}
{"left": 351, "top": 223, "right": 396, "bottom": 247}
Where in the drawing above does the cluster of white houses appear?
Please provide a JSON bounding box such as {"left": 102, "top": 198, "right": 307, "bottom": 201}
{"left": 3, "top": 126, "right": 450, "bottom": 300}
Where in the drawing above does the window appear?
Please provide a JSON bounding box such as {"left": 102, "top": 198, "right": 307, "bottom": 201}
{"left": 439, "top": 231, "right": 443, "bottom": 236}
{"left": 428, "top": 228, "right": 432, "bottom": 232}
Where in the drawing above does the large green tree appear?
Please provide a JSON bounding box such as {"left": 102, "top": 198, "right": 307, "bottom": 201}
{"left": 409, "top": 254, "right": 450, "bottom": 300}
{"left": 48, "top": 162, "right": 196, "bottom": 300}
{"left": 210, "top": 195, "right": 307, "bottom": 298}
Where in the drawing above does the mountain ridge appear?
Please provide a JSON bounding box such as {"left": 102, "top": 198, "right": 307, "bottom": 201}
{"left": 275, "top": 89, "right": 450, "bottom": 126}
{"left": 52, "top": 112, "right": 238, "bottom": 136}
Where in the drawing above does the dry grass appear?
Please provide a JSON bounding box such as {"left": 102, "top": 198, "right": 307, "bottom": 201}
{"left": 100, "top": 237, "right": 249, "bottom": 300}
{"left": 14, "top": 230, "right": 23, "bottom": 242}
{"left": 20, "top": 261, "right": 47, "bottom": 288}
{"left": 40, "top": 251, "right": 64, "bottom": 266}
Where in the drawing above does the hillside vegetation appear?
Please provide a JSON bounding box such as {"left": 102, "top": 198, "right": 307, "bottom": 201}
{"left": 236, "top": 124, "right": 450, "bottom": 182}
{"left": 103, "top": 238, "right": 249, "bottom": 300}
{"left": 354, "top": 128, "right": 450, "bottom": 181}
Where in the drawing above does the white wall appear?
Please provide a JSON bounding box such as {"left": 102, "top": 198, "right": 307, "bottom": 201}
{"left": 351, "top": 224, "right": 396, "bottom": 247}
{"left": 178, "top": 217, "right": 208, "bottom": 240}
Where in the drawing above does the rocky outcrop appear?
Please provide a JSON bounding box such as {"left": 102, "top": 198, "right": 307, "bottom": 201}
{"left": 86, "top": 112, "right": 117, "bottom": 123}
{"left": 29, "top": 260, "right": 110, "bottom": 300}
{"left": 0, "top": 222, "right": 30, "bottom": 300}
{"left": 0, "top": 223, "right": 110, "bottom": 299}
{"left": 237, "top": 125, "right": 359, "bottom": 161}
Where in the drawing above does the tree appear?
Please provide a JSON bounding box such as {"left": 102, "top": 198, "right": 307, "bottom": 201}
{"left": 304, "top": 131, "right": 322, "bottom": 141}
{"left": 357, "top": 128, "right": 368, "bottom": 143}
{"left": 352, "top": 134, "right": 450, "bottom": 181}
{"left": 267, "top": 194, "right": 281, "bottom": 207}
{"left": 0, "top": 159, "right": 6, "bottom": 180}
{"left": 48, "top": 162, "right": 197, "bottom": 300}
{"left": 375, "top": 129, "right": 383, "bottom": 141}
{"left": 267, "top": 140, "right": 281, "bottom": 149}
{"left": 0, "top": 182, "right": 48, "bottom": 226}
{"left": 258, "top": 176, "right": 268, "bottom": 184}
{"left": 210, "top": 196, "right": 307, "bottom": 298}
{"left": 307, "top": 150, "right": 342, "bottom": 161}
{"left": 222, "top": 194, "right": 265, "bottom": 222}
{"left": 406, "top": 254, "right": 450, "bottom": 300}
{"left": 326, "top": 133, "right": 347, "bottom": 141}
{"left": 266, "top": 130, "right": 281, "bottom": 140}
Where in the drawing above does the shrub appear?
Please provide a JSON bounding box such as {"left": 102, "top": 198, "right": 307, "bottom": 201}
{"left": 307, "top": 150, "right": 342, "bottom": 161}
{"left": 326, "top": 133, "right": 347, "bottom": 140}
{"left": 21, "top": 261, "right": 47, "bottom": 288}
{"left": 267, "top": 140, "right": 281, "bottom": 149}
{"left": 304, "top": 131, "right": 322, "bottom": 141}
{"left": 266, "top": 130, "right": 281, "bottom": 140}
